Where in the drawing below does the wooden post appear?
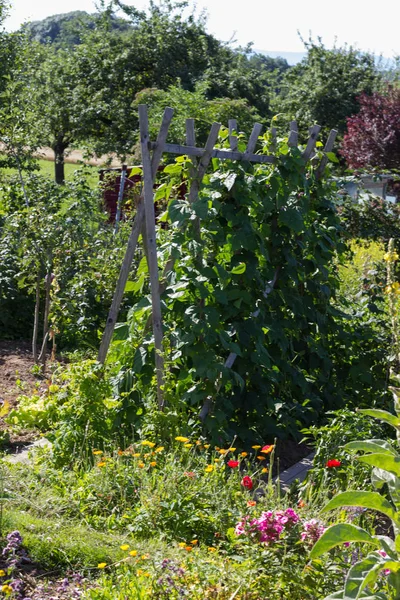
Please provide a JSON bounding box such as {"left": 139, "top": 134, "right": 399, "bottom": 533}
{"left": 139, "top": 104, "right": 165, "bottom": 409}
{"left": 114, "top": 164, "right": 127, "bottom": 234}
{"left": 288, "top": 121, "right": 298, "bottom": 147}
{"left": 302, "top": 125, "right": 321, "bottom": 161}
{"left": 316, "top": 129, "right": 337, "bottom": 180}
{"left": 98, "top": 107, "right": 174, "bottom": 365}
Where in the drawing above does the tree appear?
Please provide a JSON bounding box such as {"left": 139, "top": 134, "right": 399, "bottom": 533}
{"left": 31, "top": 46, "right": 82, "bottom": 184}
{"left": 23, "top": 10, "right": 131, "bottom": 47}
{"left": 340, "top": 87, "right": 400, "bottom": 170}
{"left": 275, "top": 39, "right": 380, "bottom": 137}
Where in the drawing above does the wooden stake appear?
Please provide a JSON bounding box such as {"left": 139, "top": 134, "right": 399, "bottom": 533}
{"left": 288, "top": 121, "right": 298, "bottom": 147}
{"left": 245, "top": 123, "right": 263, "bottom": 156}
{"left": 302, "top": 125, "right": 321, "bottom": 161}
{"left": 229, "top": 119, "right": 238, "bottom": 151}
{"left": 316, "top": 129, "right": 337, "bottom": 180}
{"left": 139, "top": 104, "right": 165, "bottom": 409}
{"left": 97, "top": 107, "right": 174, "bottom": 365}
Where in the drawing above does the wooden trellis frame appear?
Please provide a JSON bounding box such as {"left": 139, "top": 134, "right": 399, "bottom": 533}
{"left": 98, "top": 104, "right": 337, "bottom": 411}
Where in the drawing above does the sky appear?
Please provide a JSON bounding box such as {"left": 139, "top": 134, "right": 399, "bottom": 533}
{"left": 3, "top": 0, "right": 400, "bottom": 59}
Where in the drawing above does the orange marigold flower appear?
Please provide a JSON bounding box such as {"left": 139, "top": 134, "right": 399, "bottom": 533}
{"left": 175, "top": 436, "right": 189, "bottom": 443}
{"left": 138, "top": 461, "right": 145, "bottom": 468}
{"left": 252, "top": 445, "right": 261, "bottom": 450}
{"left": 118, "top": 450, "right": 124, "bottom": 456}
{"left": 97, "top": 461, "right": 106, "bottom": 467}
{"left": 240, "top": 451, "right": 248, "bottom": 457}
{"left": 208, "top": 547, "right": 217, "bottom": 552}
{"left": 247, "top": 500, "right": 256, "bottom": 507}
{"left": 204, "top": 444, "right": 210, "bottom": 449}
{"left": 261, "top": 467, "right": 268, "bottom": 474}
{"left": 185, "top": 546, "right": 192, "bottom": 552}
{"left": 191, "top": 540, "right": 198, "bottom": 545}
{"left": 150, "top": 461, "right": 157, "bottom": 467}
{"left": 129, "top": 550, "right": 137, "bottom": 557}
{"left": 257, "top": 455, "right": 266, "bottom": 461}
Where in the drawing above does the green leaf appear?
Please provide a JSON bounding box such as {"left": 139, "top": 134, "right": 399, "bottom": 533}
{"left": 356, "top": 453, "right": 400, "bottom": 477}
{"left": 310, "top": 524, "right": 377, "bottom": 559}
{"left": 344, "top": 440, "right": 397, "bottom": 456}
{"left": 344, "top": 554, "right": 384, "bottom": 599}
{"left": 322, "top": 492, "right": 398, "bottom": 525}
{"left": 231, "top": 263, "right": 246, "bottom": 275}
{"left": 326, "top": 151, "right": 339, "bottom": 163}
{"left": 278, "top": 207, "right": 304, "bottom": 233}
{"left": 124, "top": 281, "right": 136, "bottom": 292}
{"left": 358, "top": 409, "right": 400, "bottom": 429}
{"left": 129, "top": 166, "right": 142, "bottom": 176}
{"left": 163, "top": 163, "right": 183, "bottom": 175}
{"left": 113, "top": 323, "right": 129, "bottom": 341}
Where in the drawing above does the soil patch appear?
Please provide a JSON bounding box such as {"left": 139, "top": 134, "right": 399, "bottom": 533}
{"left": 0, "top": 340, "right": 53, "bottom": 446}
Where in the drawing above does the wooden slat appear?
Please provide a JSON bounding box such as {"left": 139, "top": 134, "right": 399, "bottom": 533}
{"left": 316, "top": 129, "right": 338, "bottom": 180}
{"left": 229, "top": 119, "right": 238, "bottom": 151}
{"left": 185, "top": 118, "right": 196, "bottom": 147}
{"left": 97, "top": 107, "right": 173, "bottom": 366}
{"left": 139, "top": 104, "right": 165, "bottom": 409}
{"left": 302, "top": 125, "right": 321, "bottom": 161}
{"left": 245, "top": 123, "right": 263, "bottom": 155}
{"left": 288, "top": 121, "right": 298, "bottom": 147}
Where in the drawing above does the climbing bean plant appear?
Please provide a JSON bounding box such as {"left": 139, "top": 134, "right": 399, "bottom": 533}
{"left": 111, "top": 130, "right": 388, "bottom": 442}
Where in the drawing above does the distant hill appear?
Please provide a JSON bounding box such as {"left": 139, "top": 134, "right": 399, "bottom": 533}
{"left": 23, "top": 11, "right": 132, "bottom": 47}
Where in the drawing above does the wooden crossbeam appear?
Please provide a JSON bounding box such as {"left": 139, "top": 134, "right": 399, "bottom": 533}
{"left": 149, "top": 142, "right": 275, "bottom": 164}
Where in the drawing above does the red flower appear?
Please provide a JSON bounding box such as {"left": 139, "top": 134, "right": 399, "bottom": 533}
{"left": 326, "top": 459, "right": 341, "bottom": 468}
{"left": 227, "top": 460, "right": 239, "bottom": 468}
{"left": 261, "top": 445, "right": 274, "bottom": 454}
{"left": 241, "top": 476, "right": 253, "bottom": 490}
{"left": 184, "top": 471, "right": 196, "bottom": 478}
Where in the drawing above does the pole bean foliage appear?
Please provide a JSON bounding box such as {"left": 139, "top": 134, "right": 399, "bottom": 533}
{"left": 110, "top": 127, "right": 388, "bottom": 443}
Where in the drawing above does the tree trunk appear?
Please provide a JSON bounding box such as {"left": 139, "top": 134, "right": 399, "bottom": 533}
{"left": 53, "top": 141, "right": 67, "bottom": 185}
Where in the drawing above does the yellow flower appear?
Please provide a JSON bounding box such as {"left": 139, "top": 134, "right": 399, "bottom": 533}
{"left": 228, "top": 447, "right": 236, "bottom": 452}
{"left": 97, "top": 563, "right": 107, "bottom": 569}
{"left": 184, "top": 443, "right": 193, "bottom": 448}
{"left": 196, "top": 440, "right": 202, "bottom": 445}
{"left": 129, "top": 550, "right": 138, "bottom": 557}
{"left": 257, "top": 455, "right": 266, "bottom": 461}
{"left": 252, "top": 445, "right": 261, "bottom": 450}
{"left": 132, "top": 453, "right": 141, "bottom": 458}
{"left": 138, "top": 461, "right": 145, "bottom": 468}
{"left": 150, "top": 461, "right": 157, "bottom": 467}
{"left": 179, "top": 542, "right": 186, "bottom": 548}
{"left": 208, "top": 547, "right": 217, "bottom": 552}
{"left": 120, "top": 544, "right": 129, "bottom": 551}
{"left": 240, "top": 452, "right": 248, "bottom": 457}
{"left": 141, "top": 554, "right": 150, "bottom": 560}
{"left": 204, "top": 444, "right": 210, "bottom": 449}
{"left": 214, "top": 457, "right": 220, "bottom": 462}
{"left": 190, "top": 540, "right": 198, "bottom": 545}
{"left": 1, "top": 585, "right": 12, "bottom": 595}
{"left": 384, "top": 252, "right": 399, "bottom": 262}
{"left": 93, "top": 450, "right": 103, "bottom": 455}
{"left": 205, "top": 465, "right": 214, "bottom": 472}
{"left": 155, "top": 446, "right": 164, "bottom": 453}
{"left": 97, "top": 461, "right": 106, "bottom": 467}
{"left": 218, "top": 449, "right": 228, "bottom": 455}
{"left": 262, "top": 467, "right": 269, "bottom": 474}
{"left": 0, "top": 571, "right": 6, "bottom": 577}
{"left": 175, "top": 436, "right": 190, "bottom": 443}
{"left": 141, "top": 441, "right": 156, "bottom": 447}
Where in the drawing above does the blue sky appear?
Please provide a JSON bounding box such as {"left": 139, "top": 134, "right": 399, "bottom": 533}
{"left": 4, "top": 0, "right": 400, "bottom": 59}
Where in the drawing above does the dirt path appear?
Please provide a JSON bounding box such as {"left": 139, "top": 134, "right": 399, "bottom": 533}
{"left": 35, "top": 146, "right": 123, "bottom": 167}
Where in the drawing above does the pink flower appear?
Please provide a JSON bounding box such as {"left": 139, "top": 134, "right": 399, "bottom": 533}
{"left": 301, "top": 519, "right": 325, "bottom": 544}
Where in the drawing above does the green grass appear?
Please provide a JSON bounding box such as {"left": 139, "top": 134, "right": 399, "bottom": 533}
{"left": 0, "top": 156, "right": 100, "bottom": 188}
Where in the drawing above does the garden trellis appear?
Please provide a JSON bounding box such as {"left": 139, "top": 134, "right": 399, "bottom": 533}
{"left": 98, "top": 104, "right": 337, "bottom": 410}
